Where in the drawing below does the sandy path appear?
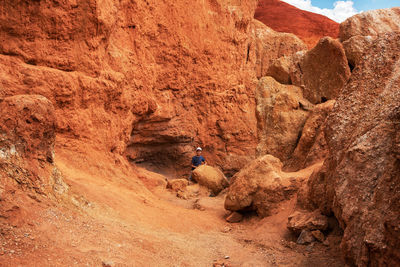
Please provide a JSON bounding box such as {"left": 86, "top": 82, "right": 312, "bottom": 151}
{"left": 0, "top": 150, "right": 344, "bottom": 266}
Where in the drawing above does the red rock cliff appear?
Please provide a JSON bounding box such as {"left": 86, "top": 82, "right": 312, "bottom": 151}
{"left": 255, "top": 0, "right": 340, "bottom": 49}
{"left": 0, "top": 0, "right": 261, "bottom": 177}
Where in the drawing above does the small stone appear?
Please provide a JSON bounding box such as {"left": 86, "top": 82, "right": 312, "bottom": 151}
{"left": 226, "top": 212, "right": 243, "bottom": 223}
{"left": 222, "top": 226, "right": 232, "bottom": 233}
{"left": 311, "top": 230, "right": 325, "bottom": 242}
{"left": 166, "top": 179, "right": 188, "bottom": 192}
{"left": 102, "top": 260, "right": 115, "bottom": 267}
{"left": 224, "top": 256, "right": 230, "bottom": 259}
{"left": 213, "top": 259, "right": 231, "bottom": 267}
{"left": 297, "top": 229, "right": 315, "bottom": 245}
{"left": 193, "top": 199, "right": 205, "bottom": 211}
{"left": 323, "top": 238, "right": 330, "bottom": 247}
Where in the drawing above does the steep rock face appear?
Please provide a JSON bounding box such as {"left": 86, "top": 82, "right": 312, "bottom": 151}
{"left": 250, "top": 20, "right": 307, "bottom": 79}
{"left": 0, "top": 0, "right": 260, "bottom": 177}
{"left": 256, "top": 77, "right": 312, "bottom": 162}
{"left": 255, "top": 0, "right": 339, "bottom": 49}
{"left": 340, "top": 8, "right": 400, "bottom": 68}
{"left": 306, "top": 33, "right": 400, "bottom": 266}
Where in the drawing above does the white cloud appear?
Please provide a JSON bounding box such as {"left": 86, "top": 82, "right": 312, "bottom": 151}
{"left": 283, "top": 0, "right": 360, "bottom": 22}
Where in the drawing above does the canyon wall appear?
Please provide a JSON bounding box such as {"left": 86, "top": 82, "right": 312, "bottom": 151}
{"left": 0, "top": 0, "right": 263, "bottom": 177}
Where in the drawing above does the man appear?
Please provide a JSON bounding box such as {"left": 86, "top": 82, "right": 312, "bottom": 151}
{"left": 189, "top": 147, "right": 206, "bottom": 182}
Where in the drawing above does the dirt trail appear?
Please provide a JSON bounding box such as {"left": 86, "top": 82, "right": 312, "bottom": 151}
{"left": 0, "top": 148, "right": 344, "bottom": 266}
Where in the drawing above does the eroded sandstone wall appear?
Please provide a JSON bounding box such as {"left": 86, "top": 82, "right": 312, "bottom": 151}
{"left": 0, "top": 0, "right": 262, "bottom": 177}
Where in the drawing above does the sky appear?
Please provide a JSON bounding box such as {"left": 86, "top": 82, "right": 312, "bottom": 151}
{"left": 282, "top": 0, "right": 400, "bottom": 22}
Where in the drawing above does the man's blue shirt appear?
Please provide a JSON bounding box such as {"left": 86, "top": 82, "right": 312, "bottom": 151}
{"left": 192, "top": 155, "right": 205, "bottom": 169}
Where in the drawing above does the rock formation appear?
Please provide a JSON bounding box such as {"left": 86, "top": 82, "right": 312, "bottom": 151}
{"left": 250, "top": 20, "right": 307, "bottom": 79}
{"left": 285, "top": 100, "right": 335, "bottom": 171}
{"left": 256, "top": 38, "right": 347, "bottom": 166}
{"left": 302, "top": 32, "right": 400, "bottom": 266}
{"left": 266, "top": 37, "right": 351, "bottom": 105}
{"left": 256, "top": 77, "right": 312, "bottom": 161}
{"left": 255, "top": 0, "right": 340, "bottom": 49}
{"left": 224, "top": 155, "right": 316, "bottom": 217}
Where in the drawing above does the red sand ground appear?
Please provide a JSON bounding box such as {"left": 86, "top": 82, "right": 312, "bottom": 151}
{"left": 255, "top": 0, "right": 340, "bottom": 49}
{"left": 0, "top": 145, "right": 344, "bottom": 266}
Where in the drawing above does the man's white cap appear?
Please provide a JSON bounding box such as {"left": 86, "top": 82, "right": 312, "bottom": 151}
{"left": 196, "top": 147, "right": 202, "bottom": 151}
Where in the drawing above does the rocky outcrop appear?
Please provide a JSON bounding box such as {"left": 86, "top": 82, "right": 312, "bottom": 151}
{"left": 192, "top": 165, "right": 229, "bottom": 195}
{"left": 340, "top": 8, "right": 400, "bottom": 68}
{"left": 256, "top": 77, "right": 312, "bottom": 162}
{"left": 255, "top": 0, "right": 339, "bottom": 49}
{"left": 224, "top": 155, "right": 314, "bottom": 217}
{"left": 250, "top": 20, "right": 307, "bottom": 79}
{"left": 0, "top": 0, "right": 260, "bottom": 178}
{"left": 304, "top": 32, "right": 400, "bottom": 266}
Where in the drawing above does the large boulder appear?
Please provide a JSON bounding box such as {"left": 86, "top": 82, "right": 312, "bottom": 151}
{"left": 296, "top": 37, "right": 351, "bottom": 104}
{"left": 224, "top": 155, "right": 314, "bottom": 217}
{"left": 339, "top": 8, "right": 400, "bottom": 42}
{"left": 191, "top": 165, "right": 228, "bottom": 195}
{"left": 305, "top": 32, "right": 400, "bottom": 266}
{"left": 250, "top": 20, "right": 307, "bottom": 79}
{"left": 340, "top": 8, "right": 400, "bottom": 68}
{"left": 256, "top": 76, "right": 312, "bottom": 162}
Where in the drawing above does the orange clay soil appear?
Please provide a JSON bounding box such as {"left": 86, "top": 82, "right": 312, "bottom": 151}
{"left": 0, "top": 147, "right": 344, "bottom": 266}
